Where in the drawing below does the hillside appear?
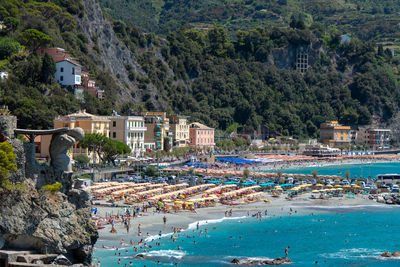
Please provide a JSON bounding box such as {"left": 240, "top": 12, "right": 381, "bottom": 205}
{"left": 99, "top": 0, "right": 400, "bottom": 46}
{"left": 0, "top": 0, "right": 400, "bottom": 141}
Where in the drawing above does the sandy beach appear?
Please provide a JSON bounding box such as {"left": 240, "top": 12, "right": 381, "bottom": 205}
{"left": 93, "top": 192, "right": 384, "bottom": 249}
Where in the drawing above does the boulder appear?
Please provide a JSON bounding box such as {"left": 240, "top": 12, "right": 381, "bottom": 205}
{"left": 230, "top": 257, "right": 291, "bottom": 265}
{"left": 377, "top": 196, "right": 385, "bottom": 203}
{"left": 381, "top": 251, "right": 391, "bottom": 257}
{"left": 51, "top": 255, "right": 71, "bottom": 265}
{"left": 392, "top": 251, "right": 400, "bottom": 257}
{"left": 386, "top": 199, "right": 394, "bottom": 205}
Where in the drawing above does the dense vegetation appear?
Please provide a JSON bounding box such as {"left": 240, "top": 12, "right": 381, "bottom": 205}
{"left": 1, "top": 0, "right": 400, "bottom": 140}
{"left": 0, "top": 0, "right": 116, "bottom": 129}
{"left": 99, "top": 0, "right": 400, "bottom": 45}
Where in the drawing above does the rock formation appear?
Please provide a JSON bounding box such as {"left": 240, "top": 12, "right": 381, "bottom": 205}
{"left": 0, "top": 115, "right": 98, "bottom": 265}
{"left": 381, "top": 251, "right": 400, "bottom": 257}
{"left": 230, "top": 256, "right": 292, "bottom": 265}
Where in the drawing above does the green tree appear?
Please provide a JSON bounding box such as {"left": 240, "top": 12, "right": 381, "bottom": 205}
{"left": 102, "top": 138, "right": 131, "bottom": 164}
{"left": 75, "top": 154, "right": 90, "bottom": 166}
{"left": 18, "top": 29, "right": 52, "bottom": 53}
{"left": 243, "top": 168, "right": 250, "bottom": 178}
{"left": 145, "top": 165, "right": 158, "bottom": 176}
{"left": 41, "top": 52, "right": 56, "bottom": 84}
{"left": 0, "top": 37, "right": 21, "bottom": 60}
{"left": 0, "top": 141, "right": 17, "bottom": 182}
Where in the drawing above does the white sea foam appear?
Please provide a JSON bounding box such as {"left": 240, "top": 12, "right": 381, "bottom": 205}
{"left": 145, "top": 232, "right": 175, "bottom": 243}
{"left": 187, "top": 216, "right": 247, "bottom": 230}
{"left": 320, "top": 248, "right": 397, "bottom": 260}
{"left": 145, "top": 249, "right": 186, "bottom": 259}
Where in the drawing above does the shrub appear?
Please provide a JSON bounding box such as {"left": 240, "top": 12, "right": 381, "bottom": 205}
{"left": 41, "top": 182, "right": 62, "bottom": 194}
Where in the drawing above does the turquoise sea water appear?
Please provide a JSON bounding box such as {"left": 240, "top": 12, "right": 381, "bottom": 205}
{"left": 94, "top": 206, "right": 400, "bottom": 267}
{"left": 278, "top": 162, "right": 400, "bottom": 179}
{"left": 94, "top": 163, "right": 400, "bottom": 266}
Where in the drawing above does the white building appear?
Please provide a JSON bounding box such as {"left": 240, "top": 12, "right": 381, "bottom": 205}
{"left": 55, "top": 59, "right": 81, "bottom": 86}
{"left": 109, "top": 115, "right": 147, "bottom": 157}
{"left": 0, "top": 71, "right": 8, "bottom": 80}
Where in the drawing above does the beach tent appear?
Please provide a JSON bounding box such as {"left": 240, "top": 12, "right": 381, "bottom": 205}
{"left": 208, "top": 181, "right": 222, "bottom": 184}
{"left": 259, "top": 183, "right": 275, "bottom": 187}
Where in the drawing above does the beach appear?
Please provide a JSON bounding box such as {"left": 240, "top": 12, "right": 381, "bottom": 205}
{"left": 93, "top": 192, "right": 382, "bottom": 249}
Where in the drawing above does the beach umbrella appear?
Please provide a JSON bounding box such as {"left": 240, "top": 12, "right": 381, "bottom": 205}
{"left": 315, "top": 184, "right": 323, "bottom": 187}
{"left": 352, "top": 185, "right": 361, "bottom": 188}
{"left": 326, "top": 185, "right": 333, "bottom": 188}
{"left": 312, "top": 190, "right": 319, "bottom": 193}
{"left": 343, "top": 185, "right": 351, "bottom": 188}
{"left": 334, "top": 185, "right": 342, "bottom": 188}
{"left": 337, "top": 188, "right": 343, "bottom": 191}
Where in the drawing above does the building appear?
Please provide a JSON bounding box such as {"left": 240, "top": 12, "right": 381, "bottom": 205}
{"left": 168, "top": 115, "right": 189, "bottom": 147}
{"left": 109, "top": 115, "right": 147, "bottom": 157}
{"left": 0, "top": 71, "right": 8, "bottom": 80}
{"left": 319, "top": 121, "right": 351, "bottom": 149}
{"left": 142, "top": 112, "right": 171, "bottom": 151}
{"left": 354, "top": 127, "right": 391, "bottom": 149}
{"left": 189, "top": 122, "right": 215, "bottom": 151}
{"left": 55, "top": 59, "right": 81, "bottom": 86}
{"left": 81, "top": 71, "right": 104, "bottom": 100}
{"left": 37, "top": 47, "right": 82, "bottom": 86}
{"left": 54, "top": 110, "right": 110, "bottom": 163}
{"left": 368, "top": 129, "right": 391, "bottom": 150}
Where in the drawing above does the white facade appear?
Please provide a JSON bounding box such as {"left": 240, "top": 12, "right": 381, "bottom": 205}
{"left": 109, "top": 116, "right": 147, "bottom": 157}
{"left": 55, "top": 60, "right": 81, "bottom": 86}
{"left": 0, "top": 71, "right": 8, "bottom": 80}
{"left": 126, "top": 117, "right": 147, "bottom": 157}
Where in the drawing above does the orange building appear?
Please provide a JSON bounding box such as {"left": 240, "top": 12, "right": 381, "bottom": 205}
{"left": 189, "top": 122, "right": 215, "bottom": 151}
{"left": 54, "top": 110, "right": 110, "bottom": 163}
{"left": 319, "top": 121, "right": 351, "bottom": 149}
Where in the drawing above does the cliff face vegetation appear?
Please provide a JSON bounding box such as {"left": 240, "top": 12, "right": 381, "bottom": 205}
{"left": 1, "top": 0, "right": 400, "bottom": 139}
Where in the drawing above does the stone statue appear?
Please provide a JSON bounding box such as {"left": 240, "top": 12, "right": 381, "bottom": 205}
{"left": 49, "top": 128, "right": 85, "bottom": 172}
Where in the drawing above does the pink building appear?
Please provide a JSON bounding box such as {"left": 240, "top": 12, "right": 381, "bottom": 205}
{"left": 189, "top": 122, "right": 215, "bottom": 151}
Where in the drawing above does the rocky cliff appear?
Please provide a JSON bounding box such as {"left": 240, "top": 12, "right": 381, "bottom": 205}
{"left": 0, "top": 116, "right": 98, "bottom": 265}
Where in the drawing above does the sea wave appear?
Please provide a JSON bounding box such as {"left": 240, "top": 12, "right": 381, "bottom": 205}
{"left": 187, "top": 216, "right": 247, "bottom": 230}
{"left": 319, "top": 248, "right": 398, "bottom": 260}
{"left": 145, "top": 249, "right": 187, "bottom": 259}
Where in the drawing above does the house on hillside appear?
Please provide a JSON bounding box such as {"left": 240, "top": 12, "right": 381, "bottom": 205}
{"left": 0, "top": 71, "right": 8, "bottom": 80}
{"left": 55, "top": 58, "right": 81, "bottom": 86}
{"left": 37, "top": 47, "right": 81, "bottom": 86}
{"left": 37, "top": 48, "right": 104, "bottom": 100}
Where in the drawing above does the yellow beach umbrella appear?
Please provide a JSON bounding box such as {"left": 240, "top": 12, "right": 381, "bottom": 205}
{"left": 316, "top": 184, "right": 323, "bottom": 187}
{"left": 343, "top": 185, "right": 351, "bottom": 188}
{"left": 312, "top": 190, "right": 320, "bottom": 193}
{"left": 326, "top": 185, "right": 333, "bottom": 188}
{"left": 352, "top": 185, "right": 361, "bottom": 188}
{"left": 334, "top": 185, "right": 342, "bottom": 188}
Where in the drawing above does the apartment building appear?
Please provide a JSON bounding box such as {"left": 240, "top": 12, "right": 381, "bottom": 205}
{"left": 168, "top": 115, "right": 189, "bottom": 147}
{"left": 109, "top": 115, "right": 147, "bottom": 157}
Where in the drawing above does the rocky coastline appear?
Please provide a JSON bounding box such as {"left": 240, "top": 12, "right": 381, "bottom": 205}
{"left": 0, "top": 115, "right": 98, "bottom": 266}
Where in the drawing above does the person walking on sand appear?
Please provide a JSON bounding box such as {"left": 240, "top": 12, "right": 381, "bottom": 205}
{"left": 163, "top": 216, "right": 167, "bottom": 225}
{"left": 285, "top": 246, "right": 290, "bottom": 258}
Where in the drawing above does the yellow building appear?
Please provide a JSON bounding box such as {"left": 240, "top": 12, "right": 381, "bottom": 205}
{"left": 319, "top": 121, "right": 351, "bottom": 149}
{"left": 142, "top": 112, "right": 171, "bottom": 151}
{"left": 109, "top": 115, "right": 147, "bottom": 157}
{"left": 54, "top": 110, "right": 110, "bottom": 163}
{"left": 168, "top": 115, "right": 189, "bottom": 147}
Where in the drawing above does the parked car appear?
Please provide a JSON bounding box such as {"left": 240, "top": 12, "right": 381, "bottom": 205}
{"left": 392, "top": 185, "right": 399, "bottom": 193}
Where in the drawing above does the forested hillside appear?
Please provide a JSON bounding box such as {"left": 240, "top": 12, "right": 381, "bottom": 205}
{"left": 99, "top": 0, "right": 400, "bottom": 44}
{"left": 1, "top": 0, "right": 400, "bottom": 140}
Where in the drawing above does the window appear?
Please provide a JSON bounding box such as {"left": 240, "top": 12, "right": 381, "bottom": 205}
{"left": 60, "top": 75, "right": 63, "bottom": 81}
{"left": 113, "top": 121, "right": 116, "bottom": 127}
{"left": 60, "top": 67, "right": 64, "bottom": 72}
{"left": 113, "top": 132, "right": 116, "bottom": 138}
